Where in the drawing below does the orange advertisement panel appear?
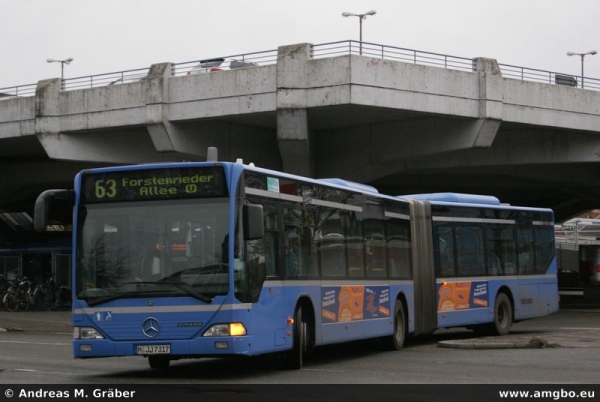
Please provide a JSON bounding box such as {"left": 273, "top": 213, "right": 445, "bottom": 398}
{"left": 322, "top": 285, "right": 390, "bottom": 323}
{"left": 437, "top": 281, "right": 489, "bottom": 312}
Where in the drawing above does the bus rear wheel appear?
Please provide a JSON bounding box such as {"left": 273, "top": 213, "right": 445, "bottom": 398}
{"left": 148, "top": 355, "right": 170, "bottom": 370}
{"left": 489, "top": 293, "right": 512, "bottom": 336}
{"left": 381, "top": 300, "right": 406, "bottom": 351}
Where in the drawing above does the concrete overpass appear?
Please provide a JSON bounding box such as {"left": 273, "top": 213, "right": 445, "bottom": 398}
{"left": 2, "top": 40, "right": 600, "bottom": 226}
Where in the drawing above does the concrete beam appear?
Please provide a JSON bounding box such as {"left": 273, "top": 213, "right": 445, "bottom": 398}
{"left": 36, "top": 128, "right": 187, "bottom": 164}
{"left": 316, "top": 116, "right": 503, "bottom": 182}
{"left": 276, "top": 43, "right": 315, "bottom": 177}
{"left": 144, "top": 62, "right": 210, "bottom": 156}
{"left": 34, "top": 78, "right": 62, "bottom": 138}
{"left": 145, "top": 63, "right": 176, "bottom": 152}
{"left": 277, "top": 108, "right": 314, "bottom": 177}
{"left": 404, "top": 128, "right": 600, "bottom": 170}
{"left": 473, "top": 57, "right": 503, "bottom": 147}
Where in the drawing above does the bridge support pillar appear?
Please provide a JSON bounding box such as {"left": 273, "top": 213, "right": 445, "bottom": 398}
{"left": 145, "top": 63, "right": 210, "bottom": 158}
{"left": 276, "top": 43, "right": 315, "bottom": 178}
{"left": 472, "top": 57, "right": 503, "bottom": 147}
{"left": 34, "top": 78, "right": 62, "bottom": 156}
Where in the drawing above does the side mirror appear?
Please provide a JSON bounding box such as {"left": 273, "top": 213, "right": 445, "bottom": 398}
{"left": 243, "top": 204, "right": 264, "bottom": 240}
{"left": 34, "top": 189, "right": 74, "bottom": 231}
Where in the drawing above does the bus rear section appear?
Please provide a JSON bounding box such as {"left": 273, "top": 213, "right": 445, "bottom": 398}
{"left": 408, "top": 193, "right": 559, "bottom": 335}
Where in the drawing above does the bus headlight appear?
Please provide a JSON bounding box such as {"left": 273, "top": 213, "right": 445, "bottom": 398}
{"left": 203, "top": 323, "right": 247, "bottom": 337}
{"left": 75, "top": 327, "right": 104, "bottom": 339}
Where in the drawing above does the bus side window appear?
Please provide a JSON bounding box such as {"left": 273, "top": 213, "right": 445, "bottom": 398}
{"left": 485, "top": 226, "right": 512, "bottom": 276}
{"left": 456, "top": 227, "right": 485, "bottom": 277}
{"left": 434, "top": 225, "right": 455, "bottom": 277}
{"left": 346, "top": 213, "right": 364, "bottom": 278}
{"left": 533, "top": 226, "right": 555, "bottom": 274}
{"left": 364, "top": 219, "right": 386, "bottom": 278}
{"left": 285, "top": 227, "right": 307, "bottom": 278}
{"left": 387, "top": 219, "right": 411, "bottom": 279}
{"left": 318, "top": 210, "right": 346, "bottom": 277}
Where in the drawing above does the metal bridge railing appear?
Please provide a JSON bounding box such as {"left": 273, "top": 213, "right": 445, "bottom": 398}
{"left": 1, "top": 40, "right": 599, "bottom": 96}
{"left": 0, "top": 83, "right": 37, "bottom": 99}
{"left": 311, "top": 40, "right": 474, "bottom": 72}
{"left": 63, "top": 67, "right": 150, "bottom": 90}
{"left": 499, "top": 63, "right": 600, "bottom": 90}
{"left": 171, "top": 48, "right": 278, "bottom": 76}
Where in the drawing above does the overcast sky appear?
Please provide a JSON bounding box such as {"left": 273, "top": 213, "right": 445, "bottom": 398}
{"left": 1, "top": 0, "right": 599, "bottom": 88}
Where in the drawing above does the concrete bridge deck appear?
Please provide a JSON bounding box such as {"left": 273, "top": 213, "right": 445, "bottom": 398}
{"left": 1, "top": 41, "right": 600, "bottom": 222}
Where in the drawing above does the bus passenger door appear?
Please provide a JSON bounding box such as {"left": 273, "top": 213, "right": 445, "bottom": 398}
{"left": 245, "top": 207, "right": 287, "bottom": 353}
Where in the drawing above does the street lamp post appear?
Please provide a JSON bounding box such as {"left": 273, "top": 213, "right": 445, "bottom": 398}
{"left": 342, "top": 10, "right": 377, "bottom": 55}
{"left": 47, "top": 57, "right": 74, "bottom": 81}
{"left": 566, "top": 50, "right": 597, "bottom": 89}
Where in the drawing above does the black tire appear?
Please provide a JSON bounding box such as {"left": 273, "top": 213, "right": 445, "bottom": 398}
{"left": 148, "top": 355, "right": 170, "bottom": 370}
{"left": 4, "top": 295, "right": 16, "bottom": 312}
{"left": 286, "top": 306, "right": 306, "bottom": 370}
{"left": 489, "top": 293, "right": 512, "bottom": 336}
{"left": 381, "top": 299, "right": 406, "bottom": 351}
{"left": 7, "top": 295, "right": 20, "bottom": 312}
{"left": 20, "top": 298, "right": 29, "bottom": 311}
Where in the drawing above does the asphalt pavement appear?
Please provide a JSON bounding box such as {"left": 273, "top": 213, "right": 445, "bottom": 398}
{"left": 0, "top": 309, "right": 72, "bottom": 333}
{"left": 1, "top": 299, "right": 599, "bottom": 350}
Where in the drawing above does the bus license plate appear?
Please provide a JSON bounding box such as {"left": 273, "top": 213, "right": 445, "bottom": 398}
{"left": 136, "top": 345, "right": 170, "bottom": 355}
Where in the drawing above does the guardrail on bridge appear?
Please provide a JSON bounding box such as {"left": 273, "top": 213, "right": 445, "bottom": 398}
{"left": 1, "top": 40, "right": 598, "bottom": 97}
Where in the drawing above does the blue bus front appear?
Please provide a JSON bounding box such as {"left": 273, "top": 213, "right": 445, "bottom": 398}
{"left": 71, "top": 163, "right": 263, "bottom": 363}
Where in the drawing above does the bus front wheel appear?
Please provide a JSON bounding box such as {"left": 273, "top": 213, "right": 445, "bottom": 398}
{"left": 381, "top": 300, "right": 406, "bottom": 351}
{"left": 148, "top": 355, "right": 170, "bottom": 370}
{"left": 286, "top": 306, "right": 306, "bottom": 370}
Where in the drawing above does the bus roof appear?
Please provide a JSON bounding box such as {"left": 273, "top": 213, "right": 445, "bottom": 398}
{"left": 399, "top": 192, "right": 501, "bottom": 205}
{"left": 317, "top": 178, "right": 379, "bottom": 194}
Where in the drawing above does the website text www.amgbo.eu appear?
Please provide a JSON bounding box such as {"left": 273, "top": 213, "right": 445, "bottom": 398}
{"left": 500, "top": 389, "right": 595, "bottom": 400}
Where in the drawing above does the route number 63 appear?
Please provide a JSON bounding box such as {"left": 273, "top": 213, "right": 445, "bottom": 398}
{"left": 95, "top": 179, "right": 117, "bottom": 199}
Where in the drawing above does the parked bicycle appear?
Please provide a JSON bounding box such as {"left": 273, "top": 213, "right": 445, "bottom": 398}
{"left": 1, "top": 276, "right": 71, "bottom": 312}
{"left": 3, "top": 276, "right": 31, "bottom": 312}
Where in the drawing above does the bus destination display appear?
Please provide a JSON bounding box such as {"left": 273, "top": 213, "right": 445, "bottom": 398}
{"left": 81, "top": 167, "right": 226, "bottom": 203}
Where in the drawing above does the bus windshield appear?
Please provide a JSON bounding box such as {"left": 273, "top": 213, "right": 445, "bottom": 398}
{"left": 75, "top": 198, "right": 230, "bottom": 304}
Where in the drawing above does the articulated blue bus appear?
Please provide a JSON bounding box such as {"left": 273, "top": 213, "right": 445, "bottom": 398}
{"left": 34, "top": 157, "right": 558, "bottom": 369}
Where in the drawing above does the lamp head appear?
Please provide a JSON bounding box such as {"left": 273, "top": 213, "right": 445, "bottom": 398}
{"left": 64, "top": 58, "right": 74, "bottom": 64}
{"left": 590, "top": 50, "right": 598, "bottom": 55}
{"left": 342, "top": 11, "right": 354, "bottom": 17}
{"left": 365, "top": 10, "right": 377, "bottom": 16}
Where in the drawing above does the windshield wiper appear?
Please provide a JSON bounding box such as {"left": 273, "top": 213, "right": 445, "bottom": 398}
{"left": 86, "top": 291, "right": 157, "bottom": 307}
{"left": 86, "top": 281, "right": 212, "bottom": 306}
{"left": 124, "top": 281, "right": 213, "bottom": 303}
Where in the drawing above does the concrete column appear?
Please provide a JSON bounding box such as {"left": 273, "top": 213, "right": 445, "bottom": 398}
{"left": 145, "top": 63, "right": 226, "bottom": 159}
{"left": 35, "top": 78, "right": 70, "bottom": 159}
{"left": 276, "top": 43, "right": 315, "bottom": 177}
{"left": 34, "top": 78, "right": 62, "bottom": 139}
{"left": 472, "top": 57, "right": 503, "bottom": 147}
{"left": 145, "top": 63, "right": 178, "bottom": 152}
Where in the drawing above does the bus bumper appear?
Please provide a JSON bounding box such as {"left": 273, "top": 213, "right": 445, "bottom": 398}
{"left": 73, "top": 335, "right": 255, "bottom": 358}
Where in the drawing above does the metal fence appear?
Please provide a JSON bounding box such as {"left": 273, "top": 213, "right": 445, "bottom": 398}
{"left": 0, "top": 83, "right": 37, "bottom": 98}
{"left": 1, "top": 40, "right": 599, "bottom": 96}
{"left": 171, "top": 49, "right": 278, "bottom": 76}
{"left": 63, "top": 67, "right": 150, "bottom": 90}
{"left": 556, "top": 218, "right": 600, "bottom": 248}
{"left": 500, "top": 63, "right": 600, "bottom": 90}
{"left": 311, "top": 40, "right": 475, "bottom": 72}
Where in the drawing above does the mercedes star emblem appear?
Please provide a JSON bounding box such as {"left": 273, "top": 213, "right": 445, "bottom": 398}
{"left": 142, "top": 317, "right": 161, "bottom": 338}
